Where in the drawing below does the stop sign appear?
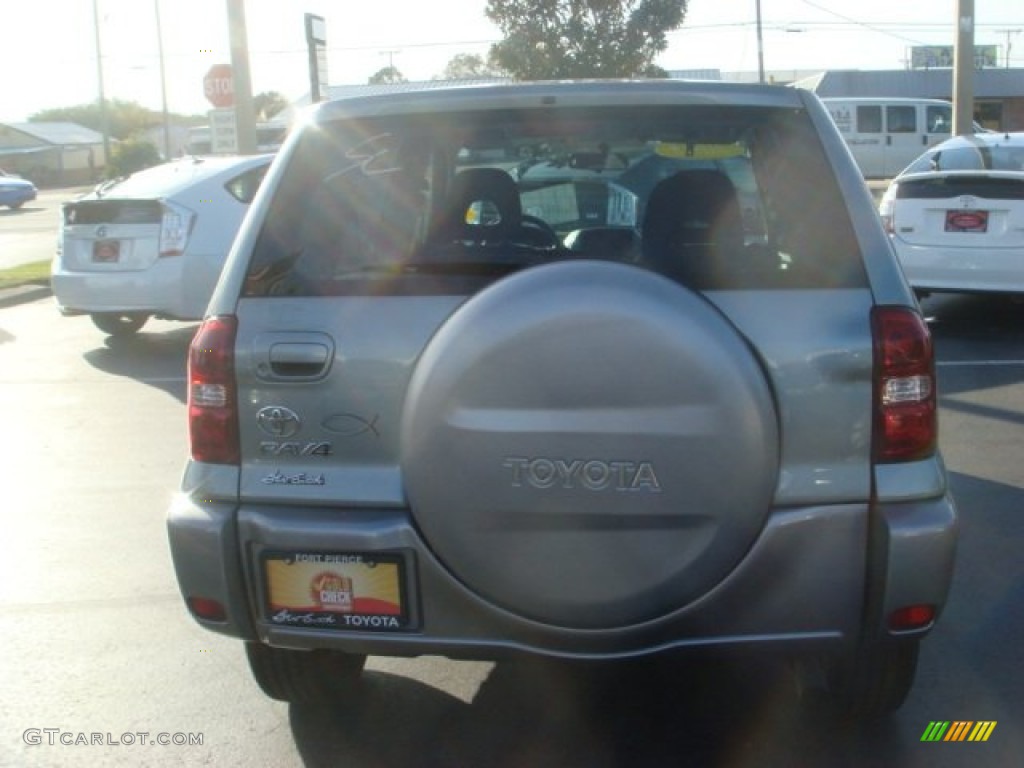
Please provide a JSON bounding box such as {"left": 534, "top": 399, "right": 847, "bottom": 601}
{"left": 203, "top": 64, "right": 234, "bottom": 108}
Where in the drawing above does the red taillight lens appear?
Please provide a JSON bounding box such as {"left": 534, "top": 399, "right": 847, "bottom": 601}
{"left": 186, "top": 596, "right": 227, "bottom": 622}
{"left": 888, "top": 604, "right": 936, "bottom": 631}
{"left": 872, "top": 307, "right": 936, "bottom": 462}
{"left": 188, "top": 316, "right": 239, "bottom": 465}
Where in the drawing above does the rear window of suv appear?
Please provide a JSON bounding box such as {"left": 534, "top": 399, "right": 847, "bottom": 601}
{"left": 243, "top": 104, "right": 866, "bottom": 296}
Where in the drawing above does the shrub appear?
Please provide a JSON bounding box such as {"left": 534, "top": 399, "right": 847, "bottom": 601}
{"left": 107, "top": 139, "right": 161, "bottom": 178}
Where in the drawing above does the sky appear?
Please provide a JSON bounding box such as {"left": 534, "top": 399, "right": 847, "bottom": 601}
{"left": 0, "top": 0, "right": 1021, "bottom": 122}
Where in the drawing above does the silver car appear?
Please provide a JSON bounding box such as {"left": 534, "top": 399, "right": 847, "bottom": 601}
{"left": 52, "top": 154, "right": 272, "bottom": 336}
{"left": 167, "top": 81, "right": 957, "bottom": 719}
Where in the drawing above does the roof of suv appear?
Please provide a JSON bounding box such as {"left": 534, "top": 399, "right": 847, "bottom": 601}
{"left": 307, "top": 79, "right": 810, "bottom": 122}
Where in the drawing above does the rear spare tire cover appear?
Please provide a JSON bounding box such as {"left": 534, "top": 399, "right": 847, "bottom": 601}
{"left": 401, "top": 261, "right": 779, "bottom": 629}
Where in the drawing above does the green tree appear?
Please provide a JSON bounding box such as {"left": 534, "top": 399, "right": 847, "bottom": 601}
{"left": 106, "top": 138, "right": 161, "bottom": 178}
{"left": 486, "top": 0, "right": 687, "bottom": 80}
{"left": 368, "top": 66, "right": 407, "bottom": 85}
{"left": 437, "top": 53, "right": 504, "bottom": 80}
{"left": 253, "top": 91, "right": 289, "bottom": 121}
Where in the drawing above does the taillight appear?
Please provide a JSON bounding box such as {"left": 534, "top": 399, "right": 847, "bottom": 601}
{"left": 888, "top": 604, "right": 936, "bottom": 632}
{"left": 186, "top": 596, "right": 228, "bottom": 622}
{"left": 872, "top": 307, "right": 936, "bottom": 462}
{"left": 188, "top": 316, "right": 239, "bottom": 464}
{"left": 159, "top": 201, "right": 195, "bottom": 257}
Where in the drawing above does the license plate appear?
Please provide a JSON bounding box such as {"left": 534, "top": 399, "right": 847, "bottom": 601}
{"left": 263, "top": 552, "right": 409, "bottom": 631}
{"left": 92, "top": 239, "right": 121, "bottom": 262}
{"left": 945, "top": 209, "right": 988, "bottom": 233}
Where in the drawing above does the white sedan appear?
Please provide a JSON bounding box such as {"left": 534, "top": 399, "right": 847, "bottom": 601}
{"left": 52, "top": 154, "right": 273, "bottom": 336}
{"left": 879, "top": 131, "right": 1024, "bottom": 297}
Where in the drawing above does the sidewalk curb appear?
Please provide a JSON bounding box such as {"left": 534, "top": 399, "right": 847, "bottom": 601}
{"left": 0, "top": 284, "right": 52, "bottom": 310}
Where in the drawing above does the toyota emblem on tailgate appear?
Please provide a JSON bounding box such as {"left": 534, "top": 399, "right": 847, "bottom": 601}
{"left": 256, "top": 406, "right": 301, "bottom": 437}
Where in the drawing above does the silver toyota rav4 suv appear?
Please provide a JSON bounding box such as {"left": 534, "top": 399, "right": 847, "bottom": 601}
{"left": 168, "top": 80, "right": 957, "bottom": 719}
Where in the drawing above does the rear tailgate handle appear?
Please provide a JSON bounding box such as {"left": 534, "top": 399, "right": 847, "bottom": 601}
{"left": 269, "top": 342, "right": 330, "bottom": 378}
{"left": 252, "top": 333, "right": 335, "bottom": 381}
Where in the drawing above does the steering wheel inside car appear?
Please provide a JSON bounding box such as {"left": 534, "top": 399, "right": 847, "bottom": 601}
{"left": 518, "top": 214, "right": 562, "bottom": 248}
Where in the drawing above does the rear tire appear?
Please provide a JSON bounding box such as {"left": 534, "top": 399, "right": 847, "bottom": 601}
{"left": 91, "top": 312, "right": 149, "bottom": 336}
{"left": 245, "top": 642, "right": 366, "bottom": 704}
{"left": 825, "top": 640, "right": 919, "bottom": 720}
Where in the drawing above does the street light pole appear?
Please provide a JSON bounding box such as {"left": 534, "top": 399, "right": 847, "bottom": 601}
{"left": 154, "top": 0, "right": 171, "bottom": 159}
{"left": 91, "top": 0, "right": 111, "bottom": 173}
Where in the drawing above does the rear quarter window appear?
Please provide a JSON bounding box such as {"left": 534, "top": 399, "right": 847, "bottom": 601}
{"left": 224, "top": 164, "right": 269, "bottom": 204}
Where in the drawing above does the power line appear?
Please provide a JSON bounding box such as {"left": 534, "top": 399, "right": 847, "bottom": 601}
{"left": 796, "top": 0, "right": 927, "bottom": 44}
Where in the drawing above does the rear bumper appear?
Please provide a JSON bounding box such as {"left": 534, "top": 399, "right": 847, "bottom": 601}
{"left": 873, "top": 493, "right": 958, "bottom": 635}
{"left": 894, "top": 241, "right": 1024, "bottom": 294}
{"left": 166, "top": 492, "right": 958, "bottom": 660}
{"left": 50, "top": 254, "right": 216, "bottom": 320}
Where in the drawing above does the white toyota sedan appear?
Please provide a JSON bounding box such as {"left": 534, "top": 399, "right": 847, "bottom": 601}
{"left": 879, "top": 131, "right": 1024, "bottom": 297}
{"left": 52, "top": 154, "right": 273, "bottom": 336}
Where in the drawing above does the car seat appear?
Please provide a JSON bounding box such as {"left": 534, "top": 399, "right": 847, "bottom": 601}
{"left": 429, "top": 167, "right": 524, "bottom": 246}
{"left": 640, "top": 169, "right": 745, "bottom": 288}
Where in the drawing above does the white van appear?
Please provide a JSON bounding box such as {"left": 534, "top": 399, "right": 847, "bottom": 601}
{"left": 821, "top": 98, "right": 956, "bottom": 178}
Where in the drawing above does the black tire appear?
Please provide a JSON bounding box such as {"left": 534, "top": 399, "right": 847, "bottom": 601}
{"left": 245, "top": 642, "right": 366, "bottom": 704}
{"left": 825, "top": 640, "right": 919, "bottom": 720}
{"left": 90, "top": 312, "right": 149, "bottom": 336}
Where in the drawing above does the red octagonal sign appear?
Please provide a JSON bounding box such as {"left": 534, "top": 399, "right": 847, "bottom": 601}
{"left": 204, "top": 64, "right": 235, "bottom": 108}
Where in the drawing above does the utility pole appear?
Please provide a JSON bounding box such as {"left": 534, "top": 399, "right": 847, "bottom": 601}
{"left": 91, "top": 0, "right": 111, "bottom": 172}
{"left": 755, "top": 0, "right": 765, "bottom": 84}
{"left": 952, "top": 0, "right": 975, "bottom": 136}
{"left": 996, "top": 28, "right": 1021, "bottom": 68}
{"left": 380, "top": 49, "right": 401, "bottom": 78}
{"left": 226, "top": 0, "right": 257, "bottom": 154}
{"left": 154, "top": 0, "right": 171, "bottom": 159}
